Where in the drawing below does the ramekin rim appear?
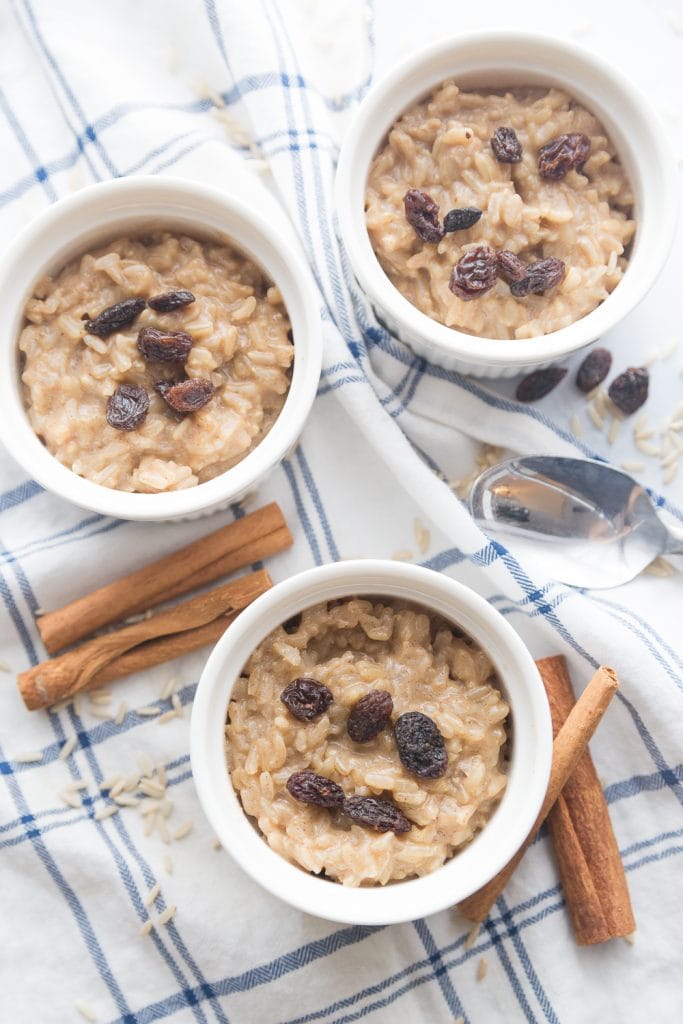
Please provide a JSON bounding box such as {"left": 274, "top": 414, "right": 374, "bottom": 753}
{"left": 335, "top": 30, "right": 678, "bottom": 367}
{"left": 190, "top": 559, "right": 553, "bottom": 924}
{"left": 0, "top": 175, "right": 322, "bottom": 520}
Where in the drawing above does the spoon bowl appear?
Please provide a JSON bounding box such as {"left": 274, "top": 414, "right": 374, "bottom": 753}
{"left": 470, "top": 456, "right": 683, "bottom": 588}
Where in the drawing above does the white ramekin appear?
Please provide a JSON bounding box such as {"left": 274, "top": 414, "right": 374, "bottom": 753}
{"left": 335, "top": 31, "right": 678, "bottom": 377}
{"left": 0, "top": 176, "right": 321, "bottom": 521}
{"left": 191, "top": 560, "right": 552, "bottom": 925}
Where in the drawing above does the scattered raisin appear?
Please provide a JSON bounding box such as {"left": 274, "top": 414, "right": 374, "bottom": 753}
{"left": 404, "top": 189, "right": 444, "bottom": 243}
{"left": 449, "top": 246, "right": 498, "bottom": 301}
{"left": 443, "top": 207, "right": 482, "bottom": 232}
{"left": 347, "top": 690, "right": 393, "bottom": 743}
{"left": 343, "top": 796, "right": 412, "bottom": 834}
{"left": 608, "top": 367, "right": 649, "bottom": 415}
{"left": 576, "top": 347, "right": 612, "bottom": 393}
{"left": 286, "top": 771, "right": 344, "bottom": 808}
{"left": 85, "top": 298, "right": 146, "bottom": 337}
{"left": 155, "top": 377, "right": 215, "bottom": 412}
{"left": 280, "top": 677, "right": 333, "bottom": 721}
{"left": 496, "top": 250, "right": 527, "bottom": 285}
{"left": 394, "top": 711, "right": 447, "bottom": 779}
{"left": 524, "top": 257, "right": 566, "bottom": 295}
{"left": 515, "top": 367, "right": 568, "bottom": 402}
{"left": 148, "top": 290, "right": 196, "bottom": 312}
{"left": 538, "top": 133, "right": 591, "bottom": 180}
{"left": 105, "top": 384, "right": 149, "bottom": 431}
{"left": 137, "top": 327, "right": 193, "bottom": 363}
{"left": 490, "top": 127, "right": 522, "bottom": 163}
{"left": 282, "top": 613, "right": 302, "bottom": 635}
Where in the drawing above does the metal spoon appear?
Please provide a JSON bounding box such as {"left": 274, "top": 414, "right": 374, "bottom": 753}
{"left": 469, "top": 455, "right": 683, "bottom": 588}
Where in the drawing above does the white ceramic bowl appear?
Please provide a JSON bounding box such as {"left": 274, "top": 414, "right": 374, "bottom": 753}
{"left": 0, "top": 176, "right": 321, "bottom": 521}
{"left": 335, "top": 31, "right": 678, "bottom": 377}
{"left": 191, "top": 560, "right": 552, "bottom": 925}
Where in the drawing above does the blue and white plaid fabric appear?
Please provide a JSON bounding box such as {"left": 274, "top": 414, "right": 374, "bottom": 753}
{"left": 1, "top": 2, "right": 682, "bottom": 1022}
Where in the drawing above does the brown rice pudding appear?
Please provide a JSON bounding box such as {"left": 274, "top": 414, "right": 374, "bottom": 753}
{"left": 19, "top": 232, "right": 293, "bottom": 492}
{"left": 226, "top": 597, "right": 509, "bottom": 886}
{"left": 365, "top": 83, "right": 635, "bottom": 340}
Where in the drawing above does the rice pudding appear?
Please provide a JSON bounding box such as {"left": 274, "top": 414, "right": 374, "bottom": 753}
{"left": 19, "top": 232, "right": 293, "bottom": 492}
{"left": 226, "top": 597, "right": 509, "bottom": 887}
{"left": 365, "top": 83, "right": 635, "bottom": 340}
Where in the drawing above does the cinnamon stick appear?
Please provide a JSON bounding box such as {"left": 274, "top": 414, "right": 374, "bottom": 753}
{"left": 537, "top": 655, "right": 635, "bottom": 944}
{"left": 19, "top": 570, "right": 271, "bottom": 710}
{"left": 90, "top": 614, "right": 238, "bottom": 686}
{"left": 458, "top": 666, "right": 619, "bottom": 924}
{"left": 36, "top": 503, "right": 290, "bottom": 654}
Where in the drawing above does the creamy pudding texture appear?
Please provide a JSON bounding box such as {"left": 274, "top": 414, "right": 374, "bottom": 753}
{"left": 365, "top": 83, "right": 635, "bottom": 340}
{"left": 19, "top": 232, "right": 293, "bottom": 492}
{"left": 226, "top": 598, "right": 510, "bottom": 887}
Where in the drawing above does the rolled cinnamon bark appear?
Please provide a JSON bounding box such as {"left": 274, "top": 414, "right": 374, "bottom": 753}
{"left": 537, "top": 655, "right": 635, "bottom": 944}
{"left": 19, "top": 570, "right": 271, "bottom": 710}
{"left": 36, "top": 503, "right": 290, "bottom": 654}
{"left": 92, "top": 615, "right": 238, "bottom": 686}
{"left": 458, "top": 666, "right": 619, "bottom": 924}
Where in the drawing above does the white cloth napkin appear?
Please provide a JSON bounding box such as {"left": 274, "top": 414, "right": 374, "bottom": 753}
{"left": 1, "top": 2, "right": 682, "bottom": 1023}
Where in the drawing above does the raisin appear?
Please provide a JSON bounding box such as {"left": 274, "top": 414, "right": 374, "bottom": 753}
{"left": 347, "top": 690, "right": 393, "bottom": 743}
{"left": 515, "top": 367, "right": 568, "bottom": 402}
{"left": 282, "top": 613, "right": 302, "bottom": 635}
{"left": 394, "top": 712, "right": 447, "bottom": 779}
{"left": 343, "top": 796, "right": 412, "bottom": 834}
{"left": 490, "top": 127, "right": 522, "bottom": 163}
{"left": 404, "top": 189, "right": 444, "bottom": 243}
{"left": 280, "top": 677, "right": 333, "bottom": 721}
{"left": 538, "top": 132, "right": 591, "bottom": 180}
{"left": 155, "top": 377, "right": 215, "bottom": 412}
{"left": 85, "top": 297, "right": 146, "bottom": 337}
{"left": 148, "top": 290, "right": 196, "bottom": 312}
{"left": 105, "top": 384, "right": 150, "bottom": 431}
{"left": 137, "top": 327, "right": 193, "bottom": 363}
{"left": 497, "top": 250, "right": 527, "bottom": 284}
{"left": 286, "top": 771, "right": 344, "bottom": 808}
{"left": 608, "top": 367, "right": 649, "bottom": 415}
{"left": 443, "top": 207, "right": 482, "bottom": 232}
{"left": 449, "top": 246, "right": 498, "bottom": 301}
{"left": 525, "top": 257, "right": 565, "bottom": 295}
{"left": 576, "top": 347, "right": 612, "bottom": 393}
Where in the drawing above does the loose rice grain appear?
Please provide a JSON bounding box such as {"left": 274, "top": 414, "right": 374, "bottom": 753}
{"left": 157, "top": 709, "right": 179, "bottom": 725}
{"left": 157, "top": 905, "right": 177, "bottom": 926}
{"left": 13, "top": 751, "right": 42, "bottom": 764}
{"left": 476, "top": 957, "right": 489, "bottom": 981}
{"left": 114, "top": 701, "right": 128, "bottom": 725}
{"left": 144, "top": 883, "right": 161, "bottom": 907}
{"left": 173, "top": 820, "right": 193, "bottom": 841}
{"left": 59, "top": 789, "right": 82, "bottom": 810}
{"left": 114, "top": 793, "right": 140, "bottom": 808}
{"left": 160, "top": 677, "right": 177, "bottom": 701}
{"left": 94, "top": 804, "right": 119, "bottom": 821}
{"left": 89, "top": 707, "right": 113, "bottom": 721}
{"left": 59, "top": 735, "right": 77, "bottom": 761}
{"left": 391, "top": 549, "right": 413, "bottom": 561}
{"left": 569, "top": 413, "right": 583, "bottom": 438}
{"left": 137, "top": 706, "right": 161, "bottom": 717}
{"left": 74, "top": 999, "right": 98, "bottom": 1022}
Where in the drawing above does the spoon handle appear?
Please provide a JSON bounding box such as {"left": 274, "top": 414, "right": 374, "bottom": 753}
{"left": 663, "top": 520, "right": 683, "bottom": 556}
